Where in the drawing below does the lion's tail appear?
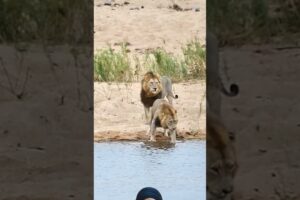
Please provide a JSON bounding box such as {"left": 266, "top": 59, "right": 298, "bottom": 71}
{"left": 172, "top": 92, "right": 178, "bottom": 99}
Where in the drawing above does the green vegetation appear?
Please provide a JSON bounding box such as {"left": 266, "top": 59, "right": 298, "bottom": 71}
{"left": 0, "top": 0, "right": 92, "bottom": 44}
{"left": 94, "top": 44, "right": 133, "bottom": 82}
{"left": 182, "top": 39, "right": 206, "bottom": 79}
{"left": 207, "top": 0, "right": 300, "bottom": 45}
{"left": 145, "top": 48, "right": 188, "bottom": 82}
{"left": 94, "top": 40, "right": 206, "bottom": 82}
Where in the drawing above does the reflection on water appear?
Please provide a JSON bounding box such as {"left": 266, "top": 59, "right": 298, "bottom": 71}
{"left": 142, "top": 141, "right": 176, "bottom": 150}
{"left": 94, "top": 140, "right": 206, "bottom": 200}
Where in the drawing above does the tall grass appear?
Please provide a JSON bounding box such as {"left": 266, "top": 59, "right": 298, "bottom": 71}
{"left": 94, "top": 40, "right": 206, "bottom": 82}
{"left": 182, "top": 39, "right": 206, "bottom": 79}
{"left": 145, "top": 48, "right": 188, "bottom": 82}
{"left": 94, "top": 44, "right": 133, "bottom": 82}
{"left": 0, "top": 1, "right": 92, "bottom": 44}
{"left": 207, "top": 0, "right": 300, "bottom": 45}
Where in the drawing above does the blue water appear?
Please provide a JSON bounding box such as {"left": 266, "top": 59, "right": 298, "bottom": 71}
{"left": 94, "top": 140, "right": 206, "bottom": 200}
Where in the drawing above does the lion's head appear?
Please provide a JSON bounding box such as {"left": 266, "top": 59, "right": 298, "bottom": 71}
{"left": 207, "top": 113, "right": 238, "bottom": 200}
{"left": 141, "top": 72, "right": 163, "bottom": 97}
{"left": 159, "top": 102, "right": 178, "bottom": 130}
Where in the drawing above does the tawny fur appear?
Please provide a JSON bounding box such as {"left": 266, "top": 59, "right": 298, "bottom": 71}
{"left": 148, "top": 99, "right": 178, "bottom": 143}
{"left": 141, "top": 72, "right": 163, "bottom": 98}
{"left": 206, "top": 112, "right": 238, "bottom": 200}
{"left": 140, "top": 71, "right": 178, "bottom": 124}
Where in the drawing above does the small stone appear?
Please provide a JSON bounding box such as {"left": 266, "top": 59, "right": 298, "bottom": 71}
{"left": 258, "top": 149, "right": 267, "bottom": 153}
{"left": 256, "top": 125, "right": 260, "bottom": 132}
{"left": 171, "top": 4, "right": 183, "bottom": 11}
{"left": 130, "top": 7, "right": 140, "bottom": 10}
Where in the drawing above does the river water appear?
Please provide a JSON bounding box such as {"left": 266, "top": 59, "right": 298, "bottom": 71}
{"left": 94, "top": 140, "right": 205, "bottom": 200}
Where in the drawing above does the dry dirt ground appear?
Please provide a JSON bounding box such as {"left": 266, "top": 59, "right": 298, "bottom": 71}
{"left": 94, "top": 0, "right": 205, "bottom": 54}
{"left": 220, "top": 46, "right": 300, "bottom": 200}
{"left": 0, "top": 45, "right": 92, "bottom": 198}
{"left": 94, "top": 0, "right": 206, "bottom": 142}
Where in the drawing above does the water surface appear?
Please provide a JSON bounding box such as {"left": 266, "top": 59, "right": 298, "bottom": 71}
{"left": 94, "top": 140, "right": 205, "bottom": 200}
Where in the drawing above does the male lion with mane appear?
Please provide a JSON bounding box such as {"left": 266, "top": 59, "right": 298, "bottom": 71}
{"left": 140, "top": 71, "right": 178, "bottom": 124}
{"left": 207, "top": 112, "right": 238, "bottom": 200}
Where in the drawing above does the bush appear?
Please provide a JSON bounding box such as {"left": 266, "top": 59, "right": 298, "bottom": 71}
{"left": 94, "top": 44, "right": 133, "bottom": 82}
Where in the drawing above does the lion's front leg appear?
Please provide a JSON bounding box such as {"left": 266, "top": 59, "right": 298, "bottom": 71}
{"left": 164, "top": 129, "right": 169, "bottom": 137}
{"left": 170, "top": 130, "right": 177, "bottom": 144}
{"left": 144, "top": 106, "right": 151, "bottom": 124}
{"left": 149, "top": 118, "right": 157, "bottom": 142}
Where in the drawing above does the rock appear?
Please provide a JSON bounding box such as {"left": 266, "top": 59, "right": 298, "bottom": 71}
{"left": 258, "top": 148, "right": 267, "bottom": 153}
{"left": 104, "top": 2, "right": 112, "bottom": 6}
{"left": 130, "top": 7, "right": 140, "bottom": 10}
{"left": 256, "top": 125, "right": 260, "bottom": 131}
{"left": 170, "top": 4, "right": 183, "bottom": 11}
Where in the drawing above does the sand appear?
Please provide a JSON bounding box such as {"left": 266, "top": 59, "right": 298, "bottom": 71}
{"left": 94, "top": 0, "right": 205, "bottom": 54}
{"left": 94, "top": 81, "right": 206, "bottom": 142}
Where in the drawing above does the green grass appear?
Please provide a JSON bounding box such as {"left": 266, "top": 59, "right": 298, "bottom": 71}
{"left": 145, "top": 48, "right": 188, "bottom": 82}
{"left": 94, "top": 44, "right": 133, "bottom": 82}
{"left": 94, "top": 40, "right": 206, "bottom": 82}
{"left": 0, "top": 1, "right": 91, "bottom": 44}
{"left": 182, "top": 39, "right": 206, "bottom": 79}
{"left": 207, "top": 0, "right": 300, "bottom": 45}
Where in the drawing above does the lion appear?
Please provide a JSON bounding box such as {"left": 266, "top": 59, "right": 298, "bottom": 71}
{"left": 207, "top": 31, "right": 239, "bottom": 117}
{"left": 148, "top": 99, "right": 178, "bottom": 143}
{"left": 207, "top": 112, "right": 238, "bottom": 200}
{"left": 140, "top": 71, "right": 178, "bottom": 123}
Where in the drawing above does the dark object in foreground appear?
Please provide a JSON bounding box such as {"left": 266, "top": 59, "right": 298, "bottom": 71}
{"left": 136, "top": 187, "right": 163, "bottom": 200}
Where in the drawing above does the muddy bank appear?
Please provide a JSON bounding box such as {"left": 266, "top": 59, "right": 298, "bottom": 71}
{"left": 94, "top": 130, "right": 206, "bottom": 142}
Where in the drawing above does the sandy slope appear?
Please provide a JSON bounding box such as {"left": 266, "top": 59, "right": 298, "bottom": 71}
{"left": 94, "top": 81, "right": 206, "bottom": 141}
{"left": 94, "top": 0, "right": 205, "bottom": 54}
